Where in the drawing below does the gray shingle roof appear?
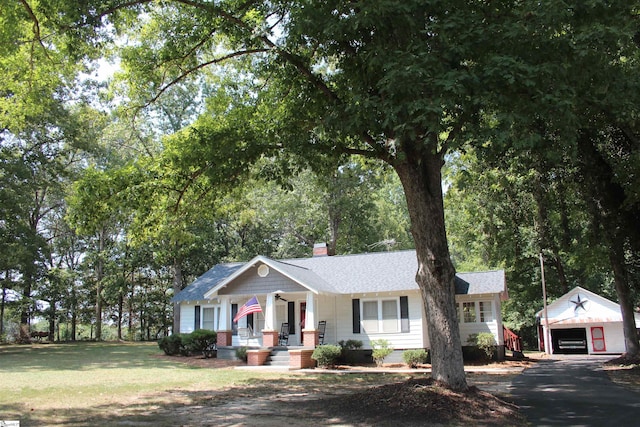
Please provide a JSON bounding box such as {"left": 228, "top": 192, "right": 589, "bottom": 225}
{"left": 173, "top": 262, "right": 243, "bottom": 302}
{"left": 173, "top": 250, "right": 506, "bottom": 302}
{"left": 269, "top": 259, "right": 341, "bottom": 293}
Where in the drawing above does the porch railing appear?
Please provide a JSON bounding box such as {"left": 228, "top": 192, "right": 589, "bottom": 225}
{"left": 503, "top": 326, "right": 523, "bottom": 353}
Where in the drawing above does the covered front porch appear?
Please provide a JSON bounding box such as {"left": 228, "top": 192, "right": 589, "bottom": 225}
{"left": 212, "top": 291, "right": 325, "bottom": 349}
{"left": 196, "top": 256, "right": 334, "bottom": 352}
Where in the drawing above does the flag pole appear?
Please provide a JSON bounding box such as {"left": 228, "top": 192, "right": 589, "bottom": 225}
{"left": 540, "top": 253, "right": 551, "bottom": 354}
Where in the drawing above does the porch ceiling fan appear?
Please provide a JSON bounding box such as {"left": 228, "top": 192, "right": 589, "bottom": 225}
{"left": 275, "top": 293, "right": 288, "bottom": 302}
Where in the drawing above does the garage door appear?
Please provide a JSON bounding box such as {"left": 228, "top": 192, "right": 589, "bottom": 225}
{"left": 552, "top": 328, "right": 588, "bottom": 354}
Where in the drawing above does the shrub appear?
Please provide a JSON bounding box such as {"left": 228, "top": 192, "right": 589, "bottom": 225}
{"left": 311, "top": 344, "right": 342, "bottom": 368}
{"left": 468, "top": 332, "right": 497, "bottom": 361}
{"left": 402, "top": 349, "right": 428, "bottom": 368}
{"left": 337, "top": 339, "right": 365, "bottom": 364}
{"left": 338, "top": 339, "right": 363, "bottom": 350}
{"left": 371, "top": 339, "right": 393, "bottom": 367}
{"left": 187, "top": 329, "right": 218, "bottom": 354}
{"left": 235, "top": 346, "right": 248, "bottom": 362}
{"left": 476, "top": 332, "right": 498, "bottom": 359}
{"left": 158, "top": 334, "right": 183, "bottom": 356}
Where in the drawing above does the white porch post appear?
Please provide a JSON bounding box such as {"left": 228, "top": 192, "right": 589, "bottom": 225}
{"left": 219, "top": 296, "right": 229, "bottom": 331}
{"left": 302, "top": 292, "right": 318, "bottom": 347}
{"left": 305, "top": 292, "right": 316, "bottom": 328}
{"left": 262, "top": 293, "right": 279, "bottom": 347}
{"left": 216, "top": 296, "right": 233, "bottom": 347}
{"left": 265, "top": 293, "right": 276, "bottom": 331}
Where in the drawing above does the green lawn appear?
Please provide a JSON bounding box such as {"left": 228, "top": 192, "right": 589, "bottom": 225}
{"left": 0, "top": 342, "right": 289, "bottom": 425}
{"left": 0, "top": 342, "right": 527, "bottom": 426}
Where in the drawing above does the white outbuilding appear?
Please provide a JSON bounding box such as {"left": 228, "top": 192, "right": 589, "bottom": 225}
{"left": 537, "top": 286, "right": 640, "bottom": 355}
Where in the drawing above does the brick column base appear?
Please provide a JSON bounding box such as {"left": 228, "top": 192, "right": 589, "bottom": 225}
{"left": 289, "top": 349, "right": 316, "bottom": 369}
{"left": 302, "top": 329, "right": 319, "bottom": 347}
{"left": 216, "top": 330, "right": 232, "bottom": 347}
{"left": 247, "top": 349, "right": 271, "bottom": 366}
{"left": 262, "top": 330, "right": 279, "bottom": 347}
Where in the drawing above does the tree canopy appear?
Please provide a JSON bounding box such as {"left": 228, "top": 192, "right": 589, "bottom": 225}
{"left": 2, "top": 0, "right": 639, "bottom": 390}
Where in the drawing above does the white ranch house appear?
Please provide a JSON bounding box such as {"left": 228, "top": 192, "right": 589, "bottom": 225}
{"left": 537, "top": 286, "right": 640, "bottom": 355}
{"left": 173, "top": 247, "right": 514, "bottom": 367}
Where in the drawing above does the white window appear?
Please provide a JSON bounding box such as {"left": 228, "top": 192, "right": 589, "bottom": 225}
{"left": 202, "top": 307, "right": 215, "bottom": 330}
{"left": 462, "top": 302, "right": 476, "bottom": 323}
{"left": 362, "top": 299, "right": 399, "bottom": 333}
{"left": 479, "top": 301, "right": 494, "bottom": 322}
{"left": 362, "top": 301, "right": 379, "bottom": 332}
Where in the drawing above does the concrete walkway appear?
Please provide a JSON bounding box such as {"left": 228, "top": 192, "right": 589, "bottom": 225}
{"left": 509, "top": 355, "right": 640, "bottom": 426}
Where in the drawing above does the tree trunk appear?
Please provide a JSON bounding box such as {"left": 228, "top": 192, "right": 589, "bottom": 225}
{"left": 173, "top": 257, "right": 183, "bottom": 334}
{"left": 393, "top": 149, "right": 467, "bottom": 391}
{"left": 48, "top": 301, "right": 55, "bottom": 342}
{"left": 128, "top": 273, "right": 135, "bottom": 339}
{"left": 117, "top": 293, "right": 123, "bottom": 340}
{"left": 551, "top": 250, "right": 569, "bottom": 295}
{"left": 609, "top": 238, "right": 640, "bottom": 356}
{"left": 327, "top": 204, "right": 340, "bottom": 256}
{"left": 95, "top": 229, "right": 105, "bottom": 341}
{"left": 71, "top": 287, "right": 77, "bottom": 341}
{"left": 1, "top": 276, "right": 6, "bottom": 336}
{"left": 577, "top": 134, "right": 640, "bottom": 357}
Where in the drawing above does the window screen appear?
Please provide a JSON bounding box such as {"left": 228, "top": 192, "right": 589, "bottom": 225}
{"left": 381, "top": 300, "right": 398, "bottom": 332}
{"left": 362, "top": 301, "right": 379, "bottom": 333}
{"left": 202, "top": 307, "right": 215, "bottom": 330}
{"left": 479, "top": 301, "right": 494, "bottom": 322}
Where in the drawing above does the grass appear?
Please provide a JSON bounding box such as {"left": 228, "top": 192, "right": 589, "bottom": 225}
{"left": 0, "top": 342, "right": 529, "bottom": 426}
{"left": 0, "top": 342, "right": 289, "bottom": 425}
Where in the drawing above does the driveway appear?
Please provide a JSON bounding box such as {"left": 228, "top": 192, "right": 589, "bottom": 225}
{"left": 509, "top": 355, "right": 640, "bottom": 426}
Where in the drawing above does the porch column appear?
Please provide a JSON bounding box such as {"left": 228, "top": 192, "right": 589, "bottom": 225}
{"left": 217, "top": 296, "right": 232, "bottom": 347}
{"left": 264, "top": 293, "right": 276, "bottom": 331}
{"left": 302, "top": 292, "right": 319, "bottom": 347}
{"left": 305, "top": 292, "right": 316, "bottom": 327}
{"left": 261, "top": 293, "right": 279, "bottom": 347}
{"left": 219, "top": 296, "right": 229, "bottom": 330}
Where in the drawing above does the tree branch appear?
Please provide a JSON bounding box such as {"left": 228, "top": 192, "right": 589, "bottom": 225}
{"left": 19, "top": 0, "right": 51, "bottom": 59}
{"left": 141, "top": 48, "right": 270, "bottom": 108}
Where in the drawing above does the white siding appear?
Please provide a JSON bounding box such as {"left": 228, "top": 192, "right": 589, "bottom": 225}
{"left": 456, "top": 294, "right": 503, "bottom": 346}
{"left": 316, "top": 295, "right": 337, "bottom": 344}
{"left": 334, "top": 291, "right": 426, "bottom": 350}
{"left": 179, "top": 302, "right": 220, "bottom": 333}
{"left": 178, "top": 292, "right": 504, "bottom": 352}
{"left": 599, "top": 323, "right": 626, "bottom": 354}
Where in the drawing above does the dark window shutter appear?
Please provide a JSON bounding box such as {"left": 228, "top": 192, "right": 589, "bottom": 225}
{"left": 352, "top": 299, "right": 361, "bottom": 334}
{"left": 194, "top": 305, "right": 201, "bottom": 330}
{"left": 400, "top": 296, "right": 410, "bottom": 332}
{"left": 231, "top": 303, "right": 238, "bottom": 335}
{"left": 287, "top": 301, "right": 295, "bottom": 334}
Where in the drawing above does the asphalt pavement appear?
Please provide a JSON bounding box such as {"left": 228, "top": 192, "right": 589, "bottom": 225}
{"left": 509, "top": 355, "right": 640, "bottom": 426}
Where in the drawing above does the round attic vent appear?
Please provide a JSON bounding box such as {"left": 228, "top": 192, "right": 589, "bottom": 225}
{"left": 257, "top": 264, "right": 270, "bottom": 277}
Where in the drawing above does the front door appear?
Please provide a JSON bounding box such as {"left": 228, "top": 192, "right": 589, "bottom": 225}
{"left": 300, "top": 302, "right": 306, "bottom": 344}
{"left": 591, "top": 326, "right": 606, "bottom": 352}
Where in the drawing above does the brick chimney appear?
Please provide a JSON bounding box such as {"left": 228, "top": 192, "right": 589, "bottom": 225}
{"left": 313, "top": 242, "right": 328, "bottom": 257}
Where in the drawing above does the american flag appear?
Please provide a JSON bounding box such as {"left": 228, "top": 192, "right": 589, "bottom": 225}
{"left": 233, "top": 296, "right": 262, "bottom": 322}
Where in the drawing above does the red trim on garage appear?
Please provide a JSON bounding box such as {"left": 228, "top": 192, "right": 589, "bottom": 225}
{"left": 591, "top": 326, "right": 606, "bottom": 352}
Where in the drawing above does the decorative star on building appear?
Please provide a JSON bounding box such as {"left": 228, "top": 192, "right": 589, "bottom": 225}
{"left": 570, "top": 294, "right": 589, "bottom": 312}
